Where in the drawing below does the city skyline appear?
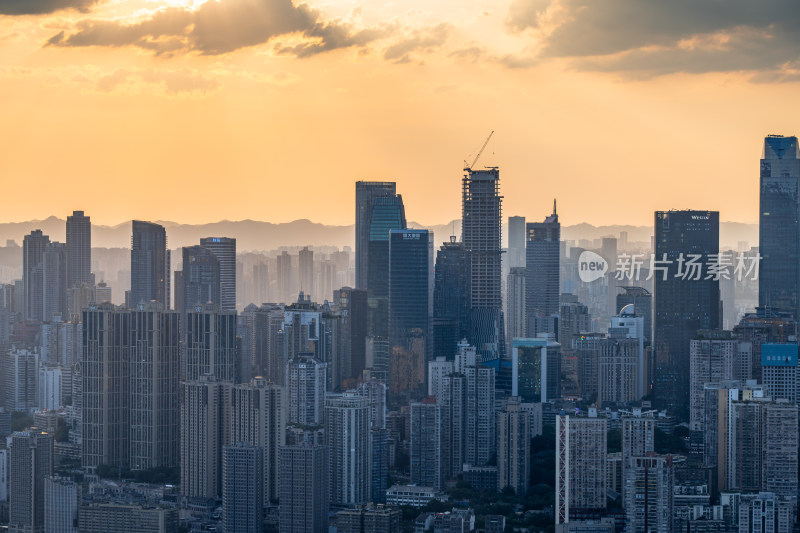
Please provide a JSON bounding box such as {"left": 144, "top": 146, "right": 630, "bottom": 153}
{"left": 1, "top": 1, "right": 799, "bottom": 227}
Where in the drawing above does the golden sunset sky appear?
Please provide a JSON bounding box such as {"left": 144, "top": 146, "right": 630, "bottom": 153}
{"left": 1, "top": 0, "right": 799, "bottom": 227}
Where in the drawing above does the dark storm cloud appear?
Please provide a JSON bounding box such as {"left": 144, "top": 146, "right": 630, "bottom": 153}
{"left": 0, "top": 0, "right": 101, "bottom": 15}
{"left": 505, "top": 0, "right": 800, "bottom": 76}
{"left": 46, "top": 0, "right": 384, "bottom": 57}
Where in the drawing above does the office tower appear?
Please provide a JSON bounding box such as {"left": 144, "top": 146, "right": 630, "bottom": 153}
{"left": 222, "top": 442, "right": 263, "bottom": 533}
{"left": 2, "top": 348, "right": 38, "bottom": 411}
{"left": 462, "top": 168, "right": 505, "bottom": 361}
{"left": 184, "top": 307, "right": 238, "bottom": 382}
{"left": 508, "top": 215, "right": 526, "bottom": 268}
{"left": 333, "top": 287, "right": 368, "bottom": 384}
{"left": 130, "top": 221, "right": 170, "bottom": 309}
{"left": 8, "top": 429, "right": 53, "bottom": 533}
{"left": 689, "top": 331, "right": 752, "bottom": 430}
{"left": 181, "top": 376, "right": 231, "bottom": 500}
{"left": 356, "top": 181, "right": 397, "bottom": 290}
{"left": 367, "top": 194, "right": 407, "bottom": 381}
{"left": 388, "top": 229, "right": 432, "bottom": 396}
{"left": 81, "top": 304, "right": 180, "bottom": 470}
{"left": 512, "top": 337, "right": 560, "bottom": 403}
{"left": 78, "top": 504, "right": 178, "bottom": 533}
{"left": 432, "top": 239, "right": 469, "bottom": 360}
{"left": 620, "top": 415, "right": 654, "bottom": 504}
{"left": 738, "top": 493, "right": 793, "bottom": 533}
{"left": 23, "top": 230, "right": 50, "bottom": 321}
{"left": 759, "top": 135, "right": 800, "bottom": 318}
{"left": 760, "top": 343, "right": 798, "bottom": 402}
{"left": 326, "top": 393, "right": 370, "bottom": 506}
{"left": 299, "top": 246, "right": 314, "bottom": 297}
{"left": 369, "top": 427, "right": 389, "bottom": 503}
{"left": 44, "top": 476, "right": 78, "bottom": 533}
{"left": 279, "top": 444, "right": 329, "bottom": 533}
{"left": 199, "top": 237, "right": 236, "bottom": 311}
{"left": 354, "top": 378, "right": 387, "bottom": 429}
{"left": 66, "top": 210, "right": 91, "bottom": 289}
{"left": 286, "top": 355, "right": 327, "bottom": 426}
{"left": 42, "top": 242, "right": 67, "bottom": 322}
{"left": 461, "top": 343, "right": 496, "bottom": 467}
{"left": 653, "top": 210, "right": 720, "bottom": 418}
{"left": 497, "top": 397, "right": 530, "bottom": 496}
{"left": 506, "top": 267, "right": 526, "bottom": 347}
{"left": 555, "top": 411, "right": 607, "bottom": 523}
{"left": 229, "top": 377, "right": 286, "bottom": 504}
{"left": 616, "top": 287, "right": 652, "bottom": 343}
{"left": 410, "top": 397, "right": 444, "bottom": 491}
{"left": 526, "top": 203, "right": 560, "bottom": 339}
{"left": 624, "top": 455, "right": 674, "bottom": 533}
{"left": 177, "top": 245, "right": 220, "bottom": 315}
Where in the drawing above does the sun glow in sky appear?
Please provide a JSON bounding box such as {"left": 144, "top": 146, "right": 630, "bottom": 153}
{"left": 1, "top": 0, "right": 799, "bottom": 226}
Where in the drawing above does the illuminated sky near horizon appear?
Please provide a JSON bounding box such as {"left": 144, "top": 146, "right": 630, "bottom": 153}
{"left": 1, "top": 0, "right": 799, "bottom": 227}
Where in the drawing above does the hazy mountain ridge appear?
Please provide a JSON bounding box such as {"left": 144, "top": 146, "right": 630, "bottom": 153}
{"left": 0, "top": 218, "right": 758, "bottom": 251}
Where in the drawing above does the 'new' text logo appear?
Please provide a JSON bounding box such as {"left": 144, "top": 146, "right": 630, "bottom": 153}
{"left": 578, "top": 251, "right": 608, "bottom": 283}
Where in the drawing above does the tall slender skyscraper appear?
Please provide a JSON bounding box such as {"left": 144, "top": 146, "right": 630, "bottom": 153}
{"left": 325, "top": 393, "right": 370, "bottom": 507}
{"left": 462, "top": 168, "right": 504, "bottom": 361}
{"left": 299, "top": 247, "right": 314, "bottom": 297}
{"left": 23, "top": 229, "right": 50, "bottom": 321}
{"left": 130, "top": 221, "right": 170, "bottom": 309}
{"left": 42, "top": 241, "right": 67, "bottom": 322}
{"left": 222, "top": 442, "right": 263, "bottom": 533}
{"left": 526, "top": 203, "right": 560, "bottom": 339}
{"left": 507, "top": 215, "right": 526, "bottom": 269}
{"left": 8, "top": 429, "right": 53, "bottom": 533}
{"left": 432, "top": 239, "right": 469, "bottom": 360}
{"left": 389, "top": 229, "right": 432, "bottom": 396}
{"left": 279, "top": 444, "right": 329, "bottom": 533}
{"left": 66, "top": 210, "right": 91, "bottom": 289}
{"left": 199, "top": 237, "right": 236, "bottom": 311}
{"left": 355, "top": 181, "right": 397, "bottom": 290}
{"left": 653, "top": 210, "right": 720, "bottom": 419}
{"left": 184, "top": 308, "right": 238, "bottom": 382}
{"left": 177, "top": 245, "right": 220, "bottom": 315}
{"left": 409, "top": 397, "right": 444, "bottom": 491}
{"left": 759, "top": 135, "right": 800, "bottom": 318}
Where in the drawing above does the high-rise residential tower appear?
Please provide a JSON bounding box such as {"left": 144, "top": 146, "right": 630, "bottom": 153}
{"left": 222, "top": 442, "right": 263, "bottom": 533}
{"left": 279, "top": 444, "right": 329, "bottom": 533}
{"left": 356, "top": 181, "right": 397, "bottom": 290}
{"left": 66, "top": 210, "right": 91, "bottom": 289}
{"left": 8, "top": 429, "right": 53, "bottom": 533}
{"left": 653, "top": 210, "right": 720, "bottom": 419}
{"left": 325, "top": 393, "right": 370, "bottom": 507}
{"left": 130, "top": 221, "right": 170, "bottom": 309}
{"left": 199, "top": 237, "right": 236, "bottom": 311}
{"left": 526, "top": 203, "right": 560, "bottom": 339}
{"left": 759, "top": 135, "right": 800, "bottom": 319}
{"left": 23, "top": 229, "right": 50, "bottom": 321}
{"left": 462, "top": 168, "right": 504, "bottom": 361}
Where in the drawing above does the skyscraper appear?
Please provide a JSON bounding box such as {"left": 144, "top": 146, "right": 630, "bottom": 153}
{"left": 23, "top": 229, "right": 50, "bottom": 321}
{"left": 497, "top": 397, "right": 530, "bottom": 497}
{"left": 130, "top": 221, "right": 170, "bottom": 309}
{"left": 388, "top": 229, "right": 432, "bottom": 396}
{"left": 177, "top": 245, "right": 220, "bottom": 315}
{"left": 286, "top": 355, "right": 327, "bottom": 426}
{"left": 332, "top": 287, "right": 368, "bottom": 384}
{"left": 8, "top": 429, "right": 53, "bottom": 533}
{"left": 409, "top": 397, "right": 444, "bottom": 491}
{"left": 276, "top": 251, "right": 293, "bottom": 304}
{"left": 506, "top": 267, "right": 526, "bottom": 347}
{"left": 199, "top": 237, "right": 236, "bottom": 311}
{"left": 356, "top": 181, "right": 397, "bottom": 290}
{"left": 759, "top": 135, "right": 800, "bottom": 318}
{"left": 507, "top": 215, "right": 526, "bottom": 269}
{"left": 279, "top": 444, "right": 329, "bottom": 533}
{"left": 367, "top": 194, "right": 406, "bottom": 381}
{"left": 325, "top": 393, "right": 370, "bottom": 506}
{"left": 66, "top": 210, "right": 91, "bottom": 289}
{"left": 432, "top": 239, "right": 469, "bottom": 360}
{"left": 229, "top": 377, "right": 286, "bottom": 505}
{"left": 653, "top": 210, "right": 720, "bottom": 419}
{"left": 555, "top": 411, "right": 607, "bottom": 523}
{"left": 222, "top": 442, "right": 263, "bottom": 533}
{"left": 44, "top": 476, "right": 78, "bottom": 533}
{"left": 526, "top": 203, "right": 560, "bottom": 339}
{"left": 462, "top": 168, "right": 504, "bottom": 361}
{"left": 624, "top": 455, "right": 674, "bottom": 533}
{"left": 184, "top": 307, "right": 239, "bottom": 382}
{"left": 299, "top": 246, "right": 314, "bottom": 297}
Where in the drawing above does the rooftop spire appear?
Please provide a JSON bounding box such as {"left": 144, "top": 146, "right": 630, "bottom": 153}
{"left": 553, "top": 198, "right": 557, "bottom": 216}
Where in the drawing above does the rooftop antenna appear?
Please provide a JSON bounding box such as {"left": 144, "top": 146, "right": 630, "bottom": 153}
{"left": 553, "top": 198, "right": 557, "bottom": 216}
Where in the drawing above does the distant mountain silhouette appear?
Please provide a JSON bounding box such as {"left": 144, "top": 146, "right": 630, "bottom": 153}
{"left": 0, "top": 218, "right": 758, "bottom": 251}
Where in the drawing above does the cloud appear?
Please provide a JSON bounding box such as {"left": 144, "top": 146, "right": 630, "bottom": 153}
{"left": 0, "top": 0, "right": 102, "bottom": 16}
{"left": 382, "top": 23, "right": 452, "bottom": 64}
{"left": 47, "top": 0, "right": 385, "bottom": 57}
{"left": 504, "top": 0, "right": 800, "bottom": 76}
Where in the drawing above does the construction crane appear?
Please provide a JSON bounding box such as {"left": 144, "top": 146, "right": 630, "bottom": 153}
{"left": 463, "top": 130, "right": 494, "bottom": 171}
